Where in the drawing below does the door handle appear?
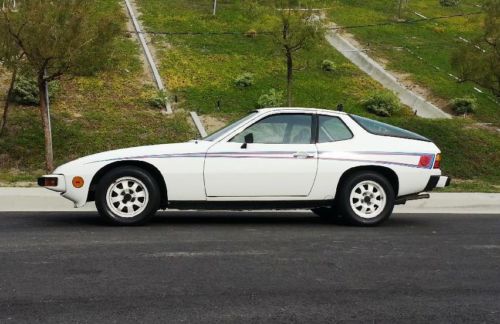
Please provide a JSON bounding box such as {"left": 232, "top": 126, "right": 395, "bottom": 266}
{"left": 293, "top": 152, "right": 315, "bottom": 159}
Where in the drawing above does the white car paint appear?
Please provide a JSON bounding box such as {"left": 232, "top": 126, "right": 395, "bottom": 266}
{"left": 40, "top": 108, "right": 448, "bottom": 208}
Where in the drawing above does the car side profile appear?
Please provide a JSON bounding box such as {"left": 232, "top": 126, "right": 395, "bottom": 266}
{"left": 38, "top": 108, "right": 450, "bottom": 226}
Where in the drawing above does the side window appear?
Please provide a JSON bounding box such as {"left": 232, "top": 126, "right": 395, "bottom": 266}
{"left": 318, "top": 115, "right": 353, "bottom": 143}
{"left": 230, "top": 114, "right": 312, "bottom": 144}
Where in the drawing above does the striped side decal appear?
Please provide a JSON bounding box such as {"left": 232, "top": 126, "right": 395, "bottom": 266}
{"left": 89, "top": 151, "right": 435, "bottom": 169}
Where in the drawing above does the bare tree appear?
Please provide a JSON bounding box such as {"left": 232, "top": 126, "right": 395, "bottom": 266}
{"left": 0, "top": 12, "right": 23, "bottom": 135}
{"left": 272, "top": 1, "right": 324, "bottom": 106}
{"left": 0, "top": 0, "right": 123, "bottom": 171}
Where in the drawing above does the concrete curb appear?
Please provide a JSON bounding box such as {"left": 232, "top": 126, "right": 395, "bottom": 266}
{"left": 1, "top": 188, "right": 498, "bottom": 214}
{"left": 325, "top": 30, "right": 451, "bottom": 119}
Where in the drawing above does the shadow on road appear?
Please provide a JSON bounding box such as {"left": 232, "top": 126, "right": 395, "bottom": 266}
{"left": 3, "top": 211, "right": 426, "bottom": 228}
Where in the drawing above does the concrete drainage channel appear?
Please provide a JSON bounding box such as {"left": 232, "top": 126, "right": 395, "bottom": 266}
{"left": 124, "top": 0, "right": 207, "bottom": 137}
{"left": 325, "top": 29, "right": 451, "bottom": 119}
{"left": 126, "top": 0, "right": 451, "bottom": 130}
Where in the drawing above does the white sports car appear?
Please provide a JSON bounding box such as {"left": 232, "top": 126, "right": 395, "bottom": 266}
{"left": 39, "top": 108, "right": 450, "bottom": 226}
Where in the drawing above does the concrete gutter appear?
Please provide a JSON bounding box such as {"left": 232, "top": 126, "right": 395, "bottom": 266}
{"left": 325, "top": 30, "right": 451, "bottom": 119}
{"left": 124, "top": 0, "right": 207, "bottom": 136}
{"left": 190, "top": 112, "right": 208, "bottom": 138}
{"left": 1, "top": 188, "right": 498, "bottom": 214}
{"left": 124, "top": 0, "right": 172, "bottom": 114}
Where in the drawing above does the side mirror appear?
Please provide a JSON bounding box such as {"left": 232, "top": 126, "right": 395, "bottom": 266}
{"left": 244, "top": 133, "right": 254, "bottom": 144}
{"left": 241, "top": 133, "right": 253, "bottom": 149}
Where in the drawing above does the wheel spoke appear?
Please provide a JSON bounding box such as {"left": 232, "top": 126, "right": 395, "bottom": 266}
{"left": 352, "top": 193, "right": 363, "bottom": 200}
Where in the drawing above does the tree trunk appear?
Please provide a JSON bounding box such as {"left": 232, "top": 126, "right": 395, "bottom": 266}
{"left": 286, "top": 49, "right": 293, "bottom": 107}
{"left": 38, "top": 75, "right": 54, "bottom": 172}
{"left": 0, "top": 67, "right": 17, "bottom": 136}
{"left": 398, "top": 0, "right": 403, "bottom": 19}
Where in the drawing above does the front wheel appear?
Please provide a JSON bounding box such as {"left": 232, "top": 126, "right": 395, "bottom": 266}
{"left": 337, "top": 171, "right": 395, "bottom": 226}
{"left": 95, "top": 166, "right": 161, "bottom": 225}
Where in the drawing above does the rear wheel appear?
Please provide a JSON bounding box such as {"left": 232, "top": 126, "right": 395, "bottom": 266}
{"left": 95, "top": 166, "right": 160, "bottom": 225}
{"left": 337, "top": 171, "right": 395, "bottom": 226}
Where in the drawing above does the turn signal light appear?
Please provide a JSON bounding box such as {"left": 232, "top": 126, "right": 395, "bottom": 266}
{"left": 72, "top": 176, "right": 84, "bottom": 188}
{"left": 433, "top": 153, "right": 441, "bottom": 169}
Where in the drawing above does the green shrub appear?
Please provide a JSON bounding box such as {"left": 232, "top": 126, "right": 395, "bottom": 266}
{"left": 362, "top": 92, "right": 401, "bottom": 117}
{"left": 257, "top": 88, "right": 284, "bottom": 108}
{"left": 148, "top": 89, "right": 169, "bottom": 109}
{"left": 234, "top": 72, "right": 254, "bottom": 88}
{"left": 439, "top": 0, "right": 459, "bottom": 6}
{"left": 9, "top": 75, "right": 59, "bottom": 106}
{"left": 245, "top": 29, "right": 257, "bottom": 38}
{"left": 10, "top": 75, "right": 38, "bottom": 105}
{"left": 451, "top": 97, "right": 477, "bottom": 115}
{"left": 321, "top": 59, "right": 336, "bottom": 72}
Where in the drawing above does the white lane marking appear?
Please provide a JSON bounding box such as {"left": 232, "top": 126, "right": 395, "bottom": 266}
{"left": 143, "top": 250, "right": 270, "bottom": 258}
{"left": 464, "top": 245, "right": 500, "bottom": 250}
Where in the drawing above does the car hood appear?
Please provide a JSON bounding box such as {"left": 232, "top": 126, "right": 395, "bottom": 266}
{"left": 54, "top": 140, "right": 213, "bottom": 173}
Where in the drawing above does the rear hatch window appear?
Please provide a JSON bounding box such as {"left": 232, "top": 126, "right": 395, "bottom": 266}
{"left": 350, "top": 115, "right": 430, "bottom": 142}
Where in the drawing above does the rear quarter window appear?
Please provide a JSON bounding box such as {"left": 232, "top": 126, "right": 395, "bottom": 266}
{"left": 350, "top": 115, "right": 430, "bottom": 142}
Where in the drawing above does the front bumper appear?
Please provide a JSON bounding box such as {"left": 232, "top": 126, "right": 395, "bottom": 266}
{"left": 37, "top": 174, "right": 66, "bottom": 193}
{"left": 425, "top": 175, "right": 451, "bottom": 191}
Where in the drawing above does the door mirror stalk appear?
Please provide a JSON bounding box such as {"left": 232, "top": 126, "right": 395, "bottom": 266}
{"left": 241, "top": 133, "right": 253, "bottom": 149}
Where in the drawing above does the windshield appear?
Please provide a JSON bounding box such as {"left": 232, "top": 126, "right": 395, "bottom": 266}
{"left": 350, "top": 115, "right": 430, "bottom": 142}
{"left": 202, "top": 112, "right": 258, "bottom": 141}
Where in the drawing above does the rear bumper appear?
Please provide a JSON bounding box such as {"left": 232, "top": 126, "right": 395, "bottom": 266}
{"left": 425, "top": 175, "right": 451, "bottom": 191}
{"left": 37, "top": 174, "right": 66, "bottom": 193}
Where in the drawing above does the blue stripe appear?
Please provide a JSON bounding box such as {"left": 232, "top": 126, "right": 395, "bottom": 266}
{"left": 89, "top": 151, "right": 434, "bottom": 169}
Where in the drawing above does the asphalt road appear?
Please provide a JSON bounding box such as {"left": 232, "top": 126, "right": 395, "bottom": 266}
{"left": 0, "top": 211, "right": 499, "bottom": 323}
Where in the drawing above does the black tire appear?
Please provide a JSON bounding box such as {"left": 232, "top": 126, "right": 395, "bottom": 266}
{"left": 95, "top": 166, "right": 161, "bottom": 225}
{"left": 336, "top": 171, "right": 395, "bottom": 226}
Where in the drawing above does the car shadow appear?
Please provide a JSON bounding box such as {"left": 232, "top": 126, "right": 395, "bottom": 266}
{"left": 13, "top": 210, "right": 425, "bottom": 228}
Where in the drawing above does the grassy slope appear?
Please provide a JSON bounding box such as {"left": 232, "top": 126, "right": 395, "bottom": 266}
{"left": 326, "top": 0, "right": 500, "bottom": 126}
{"left": 136, "top": 0, "right": 499, "bottom": 192}
{"left": 137, "top": 0, "right": 395, "bottom": 118}
{"left": 0, "top": 1, "right": 195, "bottom": 183}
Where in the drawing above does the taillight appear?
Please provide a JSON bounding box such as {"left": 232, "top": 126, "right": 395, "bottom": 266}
{"left": 418, "top": 155, "right": 432, "bottom": 168}
{"left": 433, "top": 153, "right": 441, "bottom": 169}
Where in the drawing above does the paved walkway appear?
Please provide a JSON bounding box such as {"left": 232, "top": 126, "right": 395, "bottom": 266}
{"left": 1, "top": 188, "right": 498, "bottom": 214}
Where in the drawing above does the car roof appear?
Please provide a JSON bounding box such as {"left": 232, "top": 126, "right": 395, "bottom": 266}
{"left": 256, "top": 107, "right": 348, "bottom": 116}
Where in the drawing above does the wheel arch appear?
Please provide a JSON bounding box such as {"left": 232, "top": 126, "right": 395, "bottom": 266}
{"left": 336, "top": 165, "right": 399, "bottom": 198}
{"left": 87, "top": 160, "right": 168, "bottom": 209}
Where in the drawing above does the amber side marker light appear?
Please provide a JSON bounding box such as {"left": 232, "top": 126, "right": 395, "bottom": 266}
{"left": 72, "top": 176, "right": 84, "bottom": 188}
{"left": 433, "top": 153, "right": 442, "bottom": 169}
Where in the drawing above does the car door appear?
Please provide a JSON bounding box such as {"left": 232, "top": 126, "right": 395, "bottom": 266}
{"left": 204, "top": 113, "right": 318, "bottom": 197}
{"left": 310, "top": 114, "right": 356, "bottom": 198}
